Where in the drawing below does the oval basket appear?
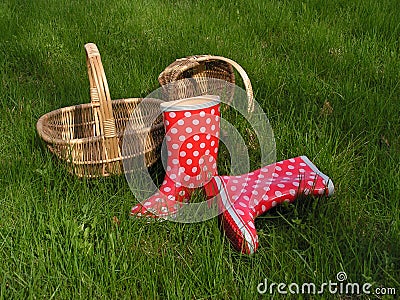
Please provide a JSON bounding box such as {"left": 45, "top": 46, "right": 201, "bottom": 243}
{"left": 36, "top": 43, "right": 164, "bottom": 178}
{"left": 158, "top": 55, "right": 254, "bottom": 112}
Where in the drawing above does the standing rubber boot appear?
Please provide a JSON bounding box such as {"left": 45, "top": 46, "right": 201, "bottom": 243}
{"left": 131, "top": 95, "right": 221, "bottom": 218}
{"left": 206, "top": 156, "right": 334, "bottom": 254}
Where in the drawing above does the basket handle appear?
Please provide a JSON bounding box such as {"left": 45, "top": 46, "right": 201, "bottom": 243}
{"left": 191, "top": 55, "right": 255, "bottom": 113}
{"left": 84, "top": 43, "right": 120, "bottom": 163}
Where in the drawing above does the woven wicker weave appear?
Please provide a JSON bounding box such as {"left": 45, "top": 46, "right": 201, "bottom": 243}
{"left": 158, "top": 55, "right": 254, "bottom": 112}
{"left": 37, "top": 43, "right": 164, "bottom": 178}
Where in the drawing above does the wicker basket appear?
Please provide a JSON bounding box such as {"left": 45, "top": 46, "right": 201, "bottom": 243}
{"left": 36, "top": 43, "right": 164, "bottom": 178}
{"left": 158, "top": 55, "right": 254, "bottom": 112}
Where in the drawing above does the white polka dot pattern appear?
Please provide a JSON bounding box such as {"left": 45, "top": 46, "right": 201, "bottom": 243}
{"left": 131, "top": 100, "right": 221, "bottom": 218}
{"left": 132, "top": 101, "right": 335, "bottom": 255}
{"left": 206, "top": 156, "right": 334, "bottom": 254}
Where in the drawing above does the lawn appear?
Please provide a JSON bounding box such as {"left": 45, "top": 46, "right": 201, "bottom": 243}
{"left": 0, "top": 0, "right": 399, "bottom": 298}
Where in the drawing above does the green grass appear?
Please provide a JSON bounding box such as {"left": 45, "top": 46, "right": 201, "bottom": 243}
{"left": 1, "top": 0, "right": 399, "bottom": 298}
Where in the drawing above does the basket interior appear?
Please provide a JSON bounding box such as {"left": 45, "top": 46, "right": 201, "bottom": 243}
{"left": 162, "top": 61, "right": 235, "bottom": 102}
{"left": 41, "top": 99, "right": 163, "bottom": 142}
{"left": 179, "top": 60, "right": 233, "bottom": 82}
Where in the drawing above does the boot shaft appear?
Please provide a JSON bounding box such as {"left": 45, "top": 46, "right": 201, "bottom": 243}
{"left": 161, "top": 95, "right": 221, "bottom": 185}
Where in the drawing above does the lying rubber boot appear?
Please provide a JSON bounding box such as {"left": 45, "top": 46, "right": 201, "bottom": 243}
{"left": 206, "top": 156, "right": 334, "bottom": 254}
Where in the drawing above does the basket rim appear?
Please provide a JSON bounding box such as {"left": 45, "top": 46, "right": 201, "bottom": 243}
{"left": 37, "top": 97, "right": 164, "bottom": 145}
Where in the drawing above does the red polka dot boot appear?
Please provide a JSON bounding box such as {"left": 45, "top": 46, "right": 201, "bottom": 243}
{"left": 206, "top": 156, "right": 334, "bottom": 254}
{"left": 131, "top": 95, "right": 221, "bottom": 219}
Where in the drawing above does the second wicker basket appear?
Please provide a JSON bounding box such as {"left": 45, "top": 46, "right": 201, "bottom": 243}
{"left": 158, "top": 55, "right": 254, "bottom": 113}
